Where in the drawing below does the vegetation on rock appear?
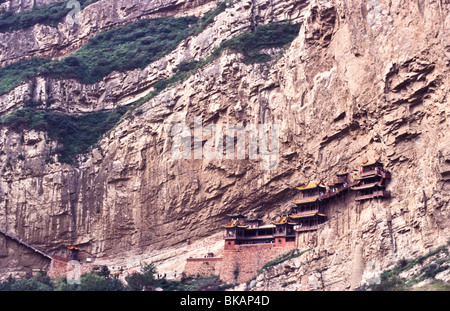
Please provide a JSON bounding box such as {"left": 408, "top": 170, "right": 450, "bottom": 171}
{"left": 0, "top": 263, "right": 232, "bottom": 291}
{"left": 0, "top": 0, "right": 100, "bottom": 33}
{"left": 1, "top": 105, "right": 128, "bottom": 163}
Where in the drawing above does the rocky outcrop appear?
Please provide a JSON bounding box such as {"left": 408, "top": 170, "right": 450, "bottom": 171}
{"left": 0, "top": 0, "right": 449, "bottom": 289}
{"left": 0, "top": 0, "right": 217, "bottom": 67}
{"left": 0, "top": 0, "right": 305, "bottom": 114}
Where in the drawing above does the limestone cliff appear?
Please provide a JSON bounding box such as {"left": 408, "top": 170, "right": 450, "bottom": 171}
{"left": 0, "top": 0, "right": 449, "bottom": 290}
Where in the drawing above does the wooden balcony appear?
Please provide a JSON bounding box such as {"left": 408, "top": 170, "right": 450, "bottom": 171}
{"left": 320, "top": 181, "right": 359, "bottom": 200}
{"left": 360, "top": 168, "right": 391, "bottom": 179}
{"left": 289, "top": 209, "right": 321, "bottom": 218}
{"left": 294, "top": 225, "right": 319, "bottom": 232}
{"left": 355, "top": 190, "right": 391, "bottom": 201}
{"left": 273, "top": 231, "right": 295, "bottom": 238}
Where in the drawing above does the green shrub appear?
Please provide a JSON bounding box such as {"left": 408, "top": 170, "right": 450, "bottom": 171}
{"left": 0, "top": 57, "right": 50, "bottom": 95}
{"left": 1, "top": 106, "right": 128, "bottom": 163}
{"left": 367, "top": 245, "right": 450, "bottom": 291}
{"left": 0, "top": 4, "right": 297, "bottom": 99}
{"left": 0, "top": 12, "right": 301, "bottom": 164}
{"left": 0, "top": 0, "right": 100, "bottom": 33}
{"left": 125, "top": 263, "right": 156, "bottom": 291}
{"left": 221, "top": 22, "right": 301, "bottom": 64}
{"left": 368, "top": 269, "right": 409, "bottom": 291}
{"left": 3, "top": 271, "right": 53, "bottom": 291}
{"left": 257, "top": 249, "right": 306, "bottom": 275}
{"left": 0, "top": 275, "right": 15, "bottom": 291}
{"left": 173, "top": 60, "right": 202, "bottom": 73}
{"left": 10, "top": 278, "right": 53, "bottom": 291}
{"left": 78, "top": 273, "right": 109, "bottom": 291}
{"left": 0, "top": 4, "right": 226, "bottom": 95}
{"left": 154, "top": 274, "right": 232, "bottom": 291}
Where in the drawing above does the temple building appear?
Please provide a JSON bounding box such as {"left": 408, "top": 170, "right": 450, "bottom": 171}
{"left": 328, "top": 172, "right": 349, "bottom": 194}
{"left": 272, "top": 215, "right": 296, "bottom": 246}
{"left": 223, "top": 213, "right": 248, "bottom": 249}
{"left": 223, "top": 213, "right": 295, "bottom": 248}
{"left": 289, "top": 181, "right": 328, "bottom": 232}
{"left": 352, "top": 161, "right": 391, "bottom": 201}
{"left": 221, "top": 165, "right": 392, "bottom": 251}
{"left": 190, "top": 164, "right": 394, "bottom": 284}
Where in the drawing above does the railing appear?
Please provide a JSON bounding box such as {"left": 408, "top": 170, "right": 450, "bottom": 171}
{"left": 0, "top": 227, "right": 52, "bottom": 259}
{"left": 334, "top": 177, "right": 348, "bottom": 184}
{"left": 290, "top": 209, "right": 320, "bottom": 217}
{"left": 355, "top": 190, "right": 391, "bottom": 201}
{"left": 319, "top": 181, "right": 358, "bottom": 200}
{"left": 295, "top": 225, "right": 319, "bottom": 232}
{"left": 242, "top": 234, "right": 275, "bottom": 240}
{"left": 273, "top": 232, "right": 295, "bottom": 237}
{"left": 360, "top": 168, "right": 391, "bottom": 179}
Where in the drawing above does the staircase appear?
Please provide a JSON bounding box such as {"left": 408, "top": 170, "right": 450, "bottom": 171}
{"left": 0, "top": 227, "right": 53, "bottom": 260}
{"left": 319, "top": 180, "right": 359, "bottom": 200}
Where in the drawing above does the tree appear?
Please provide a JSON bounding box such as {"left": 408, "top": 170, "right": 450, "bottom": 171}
{"left": 10, "top": 278, "right": 52, "bottom": 291}
{"left": 78, "top": 273, "right": 109, "bottom": 291}
{"left": 97, "top": 265, "right": 111, "bottom": 279}
{"left": 125, "top": 263, "right": 157, "bottom": 291}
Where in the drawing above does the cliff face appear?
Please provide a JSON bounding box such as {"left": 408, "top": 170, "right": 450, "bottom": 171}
{"left": 0, "top": 0, "right": 449, "bottom": 289}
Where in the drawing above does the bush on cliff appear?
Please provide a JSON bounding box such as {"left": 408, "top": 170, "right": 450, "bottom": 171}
{"left": 1, "top": 106, "right": 128, "bottom": 164}
{"left": 0, "top": 0, "right": 100, "bottom": 33}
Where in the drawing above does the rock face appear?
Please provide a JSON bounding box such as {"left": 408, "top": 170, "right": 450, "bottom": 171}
{"left": 0, "top": 0, "right": 449, "bottom": 289}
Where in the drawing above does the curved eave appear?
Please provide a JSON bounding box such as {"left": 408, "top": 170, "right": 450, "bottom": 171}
{"left": 293, "top": 198, "right": 320, "bottom": 204}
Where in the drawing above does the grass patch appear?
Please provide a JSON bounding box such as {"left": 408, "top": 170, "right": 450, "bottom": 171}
{"left": 1, "top": 106, "right": 128, "bottom": 163}
{"left": 412, "top": 280, "right": 450, "bottom": 291}
{"left": 128, "top": 21, "right": 301, "bottom": 111}
{"left": 0, "top": 2, "right": 230, "bottom": 95}
{"left": 0, "top": 0, "right": 100, "bottom": 33}
{"left": 154, "top": 274, "right": 233, "bottom": 291}
{"left": 0, "top": 11, "right": 300, "bottom": 164}
{"left": 257, "top": 248, "right": 310, "bottom": 275}
{"left": 0, "top": 57, "right": 50, "bottom": 95}
{"left": 367, "top": 245, "right": 449, "bottom": 291}
{"left": 221, "top": 22, "right": 301, "bottom": 64}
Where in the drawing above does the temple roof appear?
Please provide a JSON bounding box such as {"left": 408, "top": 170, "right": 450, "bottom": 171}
{"left": 223, "top": 219, "right": 248, "bottom": 228}
{"left": 273, "top": 216, "right": 288, "bottom": 225}
{"left": 296, "top": 181, "right": 326, "bottom": 191}
{"left": 362, "top": 160, "right": 383, "bottom": 167}
{"left": 273, "top": 216, "right": 296, "bottom": 226}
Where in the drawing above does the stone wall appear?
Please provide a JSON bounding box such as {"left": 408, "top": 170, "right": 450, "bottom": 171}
{"left": 185, "top": 241, "right": 295, "bottom": 284}
{"left": 184, "top": 257, "right": 223, "bottom": 277}
{"left": 48, "top": 256, "right": 92, "bottom": 280}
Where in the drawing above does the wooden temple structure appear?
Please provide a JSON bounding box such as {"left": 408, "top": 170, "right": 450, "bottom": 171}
{"left": 223, "top": 161, "right": 391, "bottom": 246}
{"left": 290, "top": 181, "right": 328, "bottom": 232}
{"left": 223, "top": 213, "right": 296, "bottom": 248}
{"left": 352, "top": 161, "right": 391, "bottom": 201}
